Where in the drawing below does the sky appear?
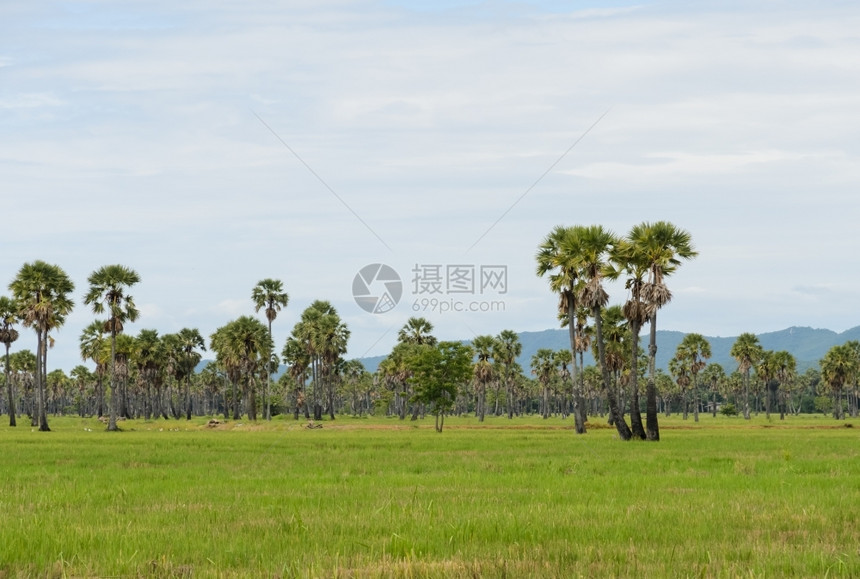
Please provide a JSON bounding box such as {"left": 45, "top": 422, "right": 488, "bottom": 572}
{"left": 3, "top": 0, "right": 860, "bottom": 372}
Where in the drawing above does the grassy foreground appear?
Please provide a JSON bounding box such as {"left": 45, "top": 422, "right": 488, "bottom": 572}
{"left": 0, "top": 414, "right": 858, "bottom": 578}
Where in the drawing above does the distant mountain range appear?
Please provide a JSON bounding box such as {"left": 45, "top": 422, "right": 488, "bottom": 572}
{"left": 356, "top": 326, "right": 860, "bottom": 375}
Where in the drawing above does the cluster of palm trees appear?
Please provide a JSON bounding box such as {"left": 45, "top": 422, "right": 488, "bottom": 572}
{"left": 2, "top": 252, "right": 858, "bottom": 432}
{"left": 0, "top": 261, "right": 303, "bottom": 430}
{"left": 536, "top": 221, "right": 697, "bottom": 441}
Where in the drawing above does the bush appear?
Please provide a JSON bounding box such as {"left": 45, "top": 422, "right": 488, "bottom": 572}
{"left": 720, "top": 403, "right": 738, "bottom": 416}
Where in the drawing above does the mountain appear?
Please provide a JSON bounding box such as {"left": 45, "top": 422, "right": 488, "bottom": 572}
{"left": 356, "top": 326, "right": 860, "bottom": 374}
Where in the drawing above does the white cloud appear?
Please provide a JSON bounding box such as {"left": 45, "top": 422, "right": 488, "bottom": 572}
{"left": 3, "top": 0, "right": 860, "bottom": 370}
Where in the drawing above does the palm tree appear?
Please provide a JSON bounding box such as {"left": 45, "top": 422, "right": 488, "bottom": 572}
{"left": 628, "top": 221, "right": 697, "bottom": 441}
{"left": 730, "top": 332, "right": 763, "bottom": 420}
{"left": 79, "top": 320, "right": 109, "bottom": 418}
{"left": 84, "top": 264, "right": 140, "bottom": 431}
{"left": 397, "top": 317, "right": 437, "bottom": 346}
{"left": 252, "top": 278, "right": 289, "bottom": 421}
{"left": 0, "top": 296, "right": 20, "bottom": 426}
{"left": 772, "top": 351, "right": 796, "bottom": 420}
{"left": 820, "top": 343, "right": 856, "bottom": 420}
{"left": 493, "top": 330, "right": 522, "bottom": 420}
{"left": 536, "top": 225, "right": 587, "bottom": 433}
{"left": 675, "top": 333, "right": 711, "bottom": 422}
{"left": 701, "top": 362, "right": 726, "bottom": 417}
{"left": 531, "top": 348, "right": 556, "bottom": 419}
{"left": 613, "top": 236, "right": 649, "bottom": 438}
{"left": 134, "top": 329, "right": 165, "bottom": 420}
{"left": 9, "top": 260, "right": 75, "bottom": 431}
{"left": 471, "top": 335, "right": 495, "bottom": 422}
{"left": 175, "top": 328, "right": 205, "bottom": 419}
{"left": 571, "top": 225, "right": 632, "bottom": 440}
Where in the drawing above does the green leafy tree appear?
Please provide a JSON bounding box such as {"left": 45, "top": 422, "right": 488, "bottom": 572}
{"left": 9, "top": 260, "right": 75, "bottom": 432}
{"left": 409, "top": 341, "right": 473, "bottom": 432}
{"left": 252, "top": 278, "right": 289, "bottom": 421}
{"left": 84, "top": 264, "right": 140, "bottom": 431}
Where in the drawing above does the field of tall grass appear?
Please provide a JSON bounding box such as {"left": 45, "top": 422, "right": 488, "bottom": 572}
{"left": 1, "top": 414, "right": 858, "bottom": 577}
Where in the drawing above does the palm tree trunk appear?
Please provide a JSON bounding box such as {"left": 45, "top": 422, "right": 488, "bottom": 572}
{"left": 645, "top": 313, "right": 660, "bottom": 441}
{"left": 743, "top": 370, "right": 751, "bottom": 420}
{"left": 5, "top": 345, "right": 16, "bottom": 427}
{"left": 593, "top": 306, "right": 632, "bottom": 440}
{"left": 37, "top": 330, "right": 50, "bottom": 431}
{"left": 567, "top": 298, "right": 586, "bottom": 434}
{"left": 628, "top": 320, "right": 646, "bottom": 439}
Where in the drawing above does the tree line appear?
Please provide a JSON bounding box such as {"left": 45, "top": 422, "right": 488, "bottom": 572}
{"left": 1, "top": 246, "right": 857, "bottom": 433}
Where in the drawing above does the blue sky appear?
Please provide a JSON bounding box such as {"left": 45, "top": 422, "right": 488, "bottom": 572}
{"left": 3, "top": 0, "right": 860, "bottom": 371}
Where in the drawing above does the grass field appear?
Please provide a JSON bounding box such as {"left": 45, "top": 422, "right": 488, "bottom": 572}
{"left": 1, "top": 414, "right": 858, "bottom": 577}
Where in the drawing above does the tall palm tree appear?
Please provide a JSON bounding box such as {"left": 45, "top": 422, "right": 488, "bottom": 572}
{"left": 628, "top": 221, "right": 697, "bottom": 441}
{"left": 84, "top": 264, "right": 140, "bottom": 431}
{"left": 730, "top": 332, "right": 763, "bottom": 420}
{"left": 536, "top": 225, "right": 587, "bottom": 433}
{"left": 397, "top": 317, "right": 437, "bottom": 346}
{"left": 0, "top": 296, "right": 20, "bottom": 426}
{"left": 570, "top": 225, "right": 632, "bottom": 440}
{"left": 9, "top": 260, "right": 75, "bottom": 432}
{"left": 613, "top": 236, "right": 649, "bottom": 438}
{"left": 252, "top": 278, "right": 289, "bottom": 421}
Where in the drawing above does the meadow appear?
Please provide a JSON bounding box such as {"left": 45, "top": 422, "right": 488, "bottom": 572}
{"left": 1, "top": 414, "right": 858, "bottom": 578}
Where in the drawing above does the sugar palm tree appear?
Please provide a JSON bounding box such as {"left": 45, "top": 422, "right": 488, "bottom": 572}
{"left": 84, "top": 264, "right": 140, "bottom": 431}
{"left": 471, "top": 335, "right": 495, "bottom": 422}
{"left": 612, "top": 236, "right": 649, "bottom": 438}
{"left": 493, "top": 330, "right": 522, "bottom": 420}
{"left": 820, "top": 343, "right": 856, "bottom": 420}
{"left": 772, "top": 350, "right": 796, "bottom": 420}
{"left": 570, "top": 225, "right": 632, "bottom": 440}
{"left": 0, "top": 296, "right": 20, "bottom": 426}
{"left": 79, "top": 320, "right": 109, "bottom": 419}
{"left": 536, "top": 225, "right": 586, "bottom": 433}
{"left": 531, "top": 348, "right": 556, "bottom": 419}
{"left": 701, "top": 362, "right": 726, "bottom": 417}
{"left": 675, "top": 333, "right": 711, "bottom": 422}
{"left": 252, "top": 278, "right": 289, "bottom": 421}
{"left": 397, "top": 317, "right": 437, "bottom": 346}
{"left": 730, "top": 332, "right": 763, "bottom": 420}
{"left": 9, "top": 260, "right": 75, "bottom": 432}
{"left": 628, "top": 221, "right": 697, "bottom": 440}
{"left": 175, "top": 328, "right": 205, "bottom": 419}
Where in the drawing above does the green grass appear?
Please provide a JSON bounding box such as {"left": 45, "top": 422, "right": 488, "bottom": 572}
{"left": 0, "top": 414, "right": 858, "bottom": 577}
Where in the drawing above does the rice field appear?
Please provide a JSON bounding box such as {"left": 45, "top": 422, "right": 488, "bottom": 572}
{"left": 0, "top": 413, "right": 858, "bottom": 577}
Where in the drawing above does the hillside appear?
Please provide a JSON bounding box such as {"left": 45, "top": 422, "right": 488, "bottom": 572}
{"left": 356, "top": 326, "right": 860, "bottom": 374}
